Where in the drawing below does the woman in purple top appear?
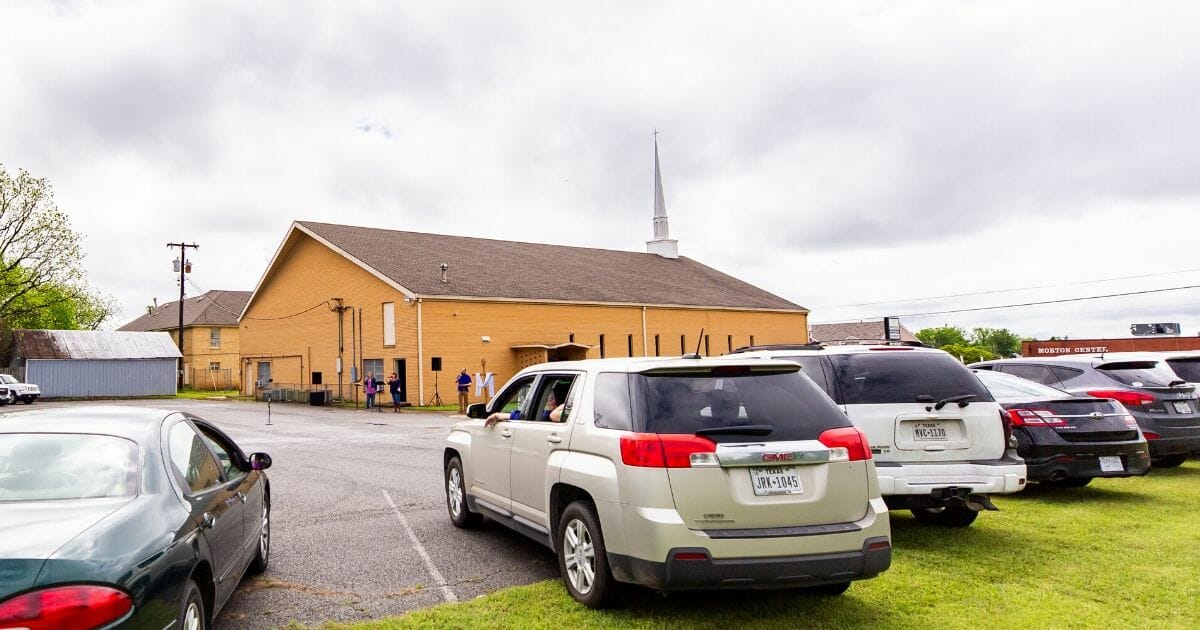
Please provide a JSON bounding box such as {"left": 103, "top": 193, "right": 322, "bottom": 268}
{"left": 364, "top": 371, "right": 378, "bottom": 409}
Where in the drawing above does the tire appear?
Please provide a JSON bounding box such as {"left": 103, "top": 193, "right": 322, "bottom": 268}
{"left": 248, "top": 497, "right": 270, "bottom": 574}
{"left": 556, "top": 500, "right": 620, "bottom": 609}
{"left": 806, "top": 581, "right": 851, "bottom": 596}
{"left": 911, "top": 504, "right": 979, "bottom": 528}
{"left": 1044, "top": 477, "right": 1092, "bottom": 488}
{"left": 1, "top": 391, "right": 12, "bottom": 406}
{"left": 1152, "top": 454, "right": 1187, "bottom": 468}
{"left": 178, "top": 579, "right": 206, "bottom": 630}
{"left": 19, "top": 396, "right": 32, "bottom": 405}
{"left": 445, "top": 456, "right": 482, "bottom": 528}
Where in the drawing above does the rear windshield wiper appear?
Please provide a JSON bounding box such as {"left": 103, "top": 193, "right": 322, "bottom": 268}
{"left": 934, "top": 394, "right": 976, "bottom": 410}
{"left": 695, "top": 425, "right": 775, "bottom": 436}
{"left": 1169, "top": 379, "right": 1189, "bottom": 387}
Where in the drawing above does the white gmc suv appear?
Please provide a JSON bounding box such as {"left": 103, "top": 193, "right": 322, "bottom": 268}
{"left": 733, "top": 344, "right": 1027, "bottom": 527}
{"left": 444, "top": 356, "right": 891, "bottom": 608}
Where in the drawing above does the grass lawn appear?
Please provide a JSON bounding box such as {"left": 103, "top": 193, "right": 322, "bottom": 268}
{"left": 311, "top": 461, "right": 1200, "bottom": 629}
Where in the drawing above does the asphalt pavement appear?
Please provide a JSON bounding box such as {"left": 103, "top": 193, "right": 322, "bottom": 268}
{"left": 31, "top": 398, "right": 560, "bottom": 629}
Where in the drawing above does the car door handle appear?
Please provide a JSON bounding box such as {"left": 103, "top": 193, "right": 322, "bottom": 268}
{"left": 237, "top": 492, "right": 246, "bottom": 503}
{"left": 500, "top": 430, "right": 512, "bottom": 439}
{"left": 201, "top": 512, "right": 216, "bottom": 529}
{"left": 547, "top": 434, "right": 563, "bottom": 444}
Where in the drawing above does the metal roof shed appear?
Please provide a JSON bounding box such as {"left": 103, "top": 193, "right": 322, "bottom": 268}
{"left": 13, "top": 330, "right": 182, "bottom": 398}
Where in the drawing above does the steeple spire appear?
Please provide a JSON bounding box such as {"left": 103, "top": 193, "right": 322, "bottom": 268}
{"left": 646, "top": 131, "right": 679, "bottom": 258}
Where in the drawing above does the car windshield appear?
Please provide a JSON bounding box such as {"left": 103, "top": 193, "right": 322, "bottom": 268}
{"left": 1096, "top": 361, "right": 1181, "bottom": 387}
{"left": 0, "top": 434, "right": 139, "bottom": 502}
{"left": 1165, "top": 358, "right": 1200, "bottom": 383}
{"left": 633, "top": 367, "right": 848, "bottom": 441}
{"left": 829, "top": 351, "right": 994, "bottom": 405}
{"left": 0, "top": 375, "right": 17, "bottom": 384}
{"left": 974, "top": 369, "right": 1071, "bottom": 401}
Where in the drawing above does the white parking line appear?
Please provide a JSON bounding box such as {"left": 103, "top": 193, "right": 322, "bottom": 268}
{"left": 383, "top": 490, "right": 458, "bottom": 603}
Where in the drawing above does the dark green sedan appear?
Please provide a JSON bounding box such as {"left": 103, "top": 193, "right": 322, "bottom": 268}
{"left": 0, "top": 406, "right": 272, "bottom": 629}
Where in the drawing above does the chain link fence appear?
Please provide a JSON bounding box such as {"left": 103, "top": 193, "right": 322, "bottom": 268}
{"left": 189, "top": 368, "right": 235, "bottom": 391}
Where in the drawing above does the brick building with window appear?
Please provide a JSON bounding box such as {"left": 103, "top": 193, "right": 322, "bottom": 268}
{"left": 118, "top": 290, "right": 250, "bottom": 390}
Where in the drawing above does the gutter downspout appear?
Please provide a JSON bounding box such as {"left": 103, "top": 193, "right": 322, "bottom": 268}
{"left": 417, "top": 298, "right": 425, "bottom": 404}
{"left": 641, "top": 306, "right": 648, "bottom": 357}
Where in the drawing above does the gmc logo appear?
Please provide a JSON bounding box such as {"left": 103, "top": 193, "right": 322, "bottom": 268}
{"left": 762, "top": 453, "right": 794, "bottom": 462}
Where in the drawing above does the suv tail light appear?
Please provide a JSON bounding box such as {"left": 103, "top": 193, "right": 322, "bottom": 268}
{"left": 1007, "top": 408, "right": 1067, "bottom": 427}
{"left": 817, "top": 426, "right": 872, "bottom": 461}
{"left": 999, "top": 408, "right": 1013, "bottom": 445}
{"left": 620, "top": 433, "right": 716, "bottom": 468}
{"left": 0, "top": 585, "right": 133, "bottom": 630}
{"left": 1086, "top": 390, "right": 1154, "bottom": 406}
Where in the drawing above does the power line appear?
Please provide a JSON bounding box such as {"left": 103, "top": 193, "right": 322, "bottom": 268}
{"left": 871, "top": 284, "right": 1200, "bottom": 319}
{"left": 813, "top": 267, "right": 1200, "bottom": 310}
{"left": 186, "top": 279, "right": 332, "bottom": 321}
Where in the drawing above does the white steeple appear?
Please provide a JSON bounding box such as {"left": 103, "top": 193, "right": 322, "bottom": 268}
{"left": 646, "top": 133, "right": 679, "bottom": 258}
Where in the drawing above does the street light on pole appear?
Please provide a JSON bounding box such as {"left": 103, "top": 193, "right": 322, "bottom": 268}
{"left": 167, "top": 242, "right": 199, "bottom": 391}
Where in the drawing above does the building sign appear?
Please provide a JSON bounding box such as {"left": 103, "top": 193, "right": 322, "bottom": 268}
{"left": 1034, "top": 345, "right": 1109, "bottom": 355}
{"left": 1130, "top": 323, "right": 1181, "bottom": 336}
{"left": 883, "top": 316, "right": 902, "bottom": 342}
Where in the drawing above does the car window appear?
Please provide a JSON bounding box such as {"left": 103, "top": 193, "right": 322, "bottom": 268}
{"left": 0, "top": 375, "right": 16, "bottom": 384}
{"left": 828, "top": 352, "right": 994, "bottom": 405}
{"left": 974, "top": 370, "right": 1071, "bottom": 400}
{"left": 197, "top": 425, "right": 243, "bottom": 480}
{"left": 633, "top": 367, "right": 849, "bottom": 441}
{"left": 0, "top": 433, "right": 139, "bottom": 502}
{"left": 995, "top": 364, "right": 1061, "bottom": 386}
{"left": 1165, "top": 358, "right": 1200, "bottom": 383}
{"left": 491, "top": 376, "right": 535, "bottom": 420}
{"left": 593, "top": 373, "right": 634, "bottom": 430}
{"left": 1050, "top": 366, "right": 1084, "bottom": 384}
{"left": 530, "top": 375, "right": 577, "bottom": 422}
{"left": 775, "top": 355, "right": 831, "bottom": 395}
{"left": 1096, "top": 361, "right": 1181, "bottom": 387}
{"left": 167, "top": 421, "right": 224, "bottom": 493}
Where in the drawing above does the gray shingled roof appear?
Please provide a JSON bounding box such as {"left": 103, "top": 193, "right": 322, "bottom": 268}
{"left": 809, "top": 320, "right": 919, "bottom": 343}
{"left": 119, "top": 290, "right": 250, "bottom": 332}
{"left": 15, "top": 330, "right": 182, "bottom": 360}
{"left": 297, "top": 221, "right": 804, "bottom": 311}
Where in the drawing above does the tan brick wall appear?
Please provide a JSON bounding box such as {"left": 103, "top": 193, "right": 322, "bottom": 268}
{"left": 241, "top": 232, "right": 809, "bottom": 406}
{"left": 167, "top": 325, "right": 243, "bottom": 388}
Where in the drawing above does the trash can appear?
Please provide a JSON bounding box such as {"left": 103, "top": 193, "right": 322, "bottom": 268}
{"left": 309, "top": 390, "right": 327, "bottom": 406}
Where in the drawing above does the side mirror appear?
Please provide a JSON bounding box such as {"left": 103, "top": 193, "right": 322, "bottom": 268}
{"left": 467, "top": 403, "right": 488, "bottom": 419}
{"left": 249, "top": 452, "right": 272, "bottom": 471}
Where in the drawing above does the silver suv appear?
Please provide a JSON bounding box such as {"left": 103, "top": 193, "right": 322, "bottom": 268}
{"left": 444, "top": 356, "right": 892, "bottom": 607}
{"left": 733, "top": 344, "right": 1026, "bottom": 527}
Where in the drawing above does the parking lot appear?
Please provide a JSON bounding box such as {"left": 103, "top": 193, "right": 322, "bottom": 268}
{"left": 31, "top": 398, "right": 558, "bottom": 629}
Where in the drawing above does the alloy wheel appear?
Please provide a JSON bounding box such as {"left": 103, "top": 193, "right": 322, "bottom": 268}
{"left": 183, "top": 601, "right": 202, "bottom": 630}
{"left": 447, "top": 467, "right": 464, "bottom": 517}
{"left": 562, "top": 518, "right": 596, "bottom": 595}
{"left": 259, "top": 503, "right": 270, "bottom": 559}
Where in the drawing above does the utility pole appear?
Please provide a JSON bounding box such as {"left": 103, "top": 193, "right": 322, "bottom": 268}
{"left": 167, "top": 242, "right": 199, "bottom": 391}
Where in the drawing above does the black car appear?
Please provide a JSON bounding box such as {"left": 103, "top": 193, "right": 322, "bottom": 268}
{"left": 0, "top": 406, "right": 271, "bottom": 629}
{"left": 973, "top": 369, "right": 1150, "bottom": 486}
{"left": 972, "top": 354, "right": 1200, "bottom": 467}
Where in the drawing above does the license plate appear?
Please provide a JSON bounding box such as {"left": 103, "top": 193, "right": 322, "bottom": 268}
{"left": 912, "top": 422, "right": 948, "bottom": 441}
{"left": 1173, "top": 401, "right": 1193, "bottom": 414}
{"left": 750, "top": 466, "right": 803, "bottom": 496}
{"left": 1099, "top": 455, "right": 1124, "bottom": 472}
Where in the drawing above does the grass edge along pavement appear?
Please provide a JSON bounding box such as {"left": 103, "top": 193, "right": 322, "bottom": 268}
{"left": 302, "top": 461, "right": 1200, "bottom": 630}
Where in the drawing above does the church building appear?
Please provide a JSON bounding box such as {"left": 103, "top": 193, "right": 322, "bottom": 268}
{"left": 238, "top": 141, "right": 809, "bottom": 404}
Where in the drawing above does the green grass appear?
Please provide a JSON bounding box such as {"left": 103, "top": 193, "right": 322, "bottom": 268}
{"left": 176, "top": 388, "right": 244, "bottom": 400}
{"left": 312, "top": 462, "right": 1200, "bottom": 629}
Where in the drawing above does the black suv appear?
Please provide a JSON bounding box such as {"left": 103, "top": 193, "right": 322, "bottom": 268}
{"left": 972, "top": 354, "right": 1200, "bottom": 467}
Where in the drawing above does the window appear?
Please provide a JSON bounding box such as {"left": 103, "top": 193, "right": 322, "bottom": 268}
{"left": 727, "top": 335, "right": 733, "bottom": 353}
{"left": 210, "top": 328, "right": 220, "bottom": 348}
{"left": 382, "top": 302, "right": 396, "bottom": 347}
{"left": 599, "top": 334, "right": 606, "bottom": 358}
{"left": 198, "top": 426, "right": 242, "bottom": 480}
{"left": 829, "top": 353, "right": 994, "bottom": 405}
{"left": 209, "top": 362, "right": 220, "bottom": 371}
{"left": 627, "top": 334, "right": 634, "bottom": 357}
{"left": 654, "top": 335, "right": 660, "bottom": 356}
{"left": 704, "top": 335, "right": 710, "bottom": 356}
{"left": 680, "top": 335, "right": 686, "bottom": 354}
{"left": 0, "top": 434, "right": 138, "bottom": 501}
{"left": 531, "top": 374, "right": 578, "bottom": 422}
{"left": 569, "top": 333, "right": 575, "bottom": 343}
{"left": 363, "top": 359, "right": 384, "bottom": 380}
{"left": 997, "top": 364, "right": 1061, "bottom": 387}
{"left": 491, "top": 376, "right": 536, "bottom": 420}
{"left": 593, "top": 373, "right": 633, "bottom": 430}
{"left": 749, "top": 335, "right": 755, "bottom": 347}
{"left": 167, "top": 421, "right": 223, "bottom": 493}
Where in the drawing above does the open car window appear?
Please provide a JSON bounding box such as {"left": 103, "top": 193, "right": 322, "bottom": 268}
{"left": 491, "top": 376, "right": 535, "bottom": 420}
{"left": 531, "top": 375, "right": 578, "bottom": 422}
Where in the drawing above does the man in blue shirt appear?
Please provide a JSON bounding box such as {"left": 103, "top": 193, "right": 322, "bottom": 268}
{"left": 456, "top": 368, "right": 472, "bottom": 414}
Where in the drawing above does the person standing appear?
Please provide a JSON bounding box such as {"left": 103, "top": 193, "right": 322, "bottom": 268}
{"left": 364, "top": 371, "right": 378, "bottom": 410}
{"left": 456, "top": 368, "right": 472, "bottom": 414}
{"left": 387, "top": 372, "right": 402, "bottom": 412}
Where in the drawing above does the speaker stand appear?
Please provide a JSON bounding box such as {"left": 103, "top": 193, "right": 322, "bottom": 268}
{"left": 427, "top": 371, "right": 444, "bottom": 406}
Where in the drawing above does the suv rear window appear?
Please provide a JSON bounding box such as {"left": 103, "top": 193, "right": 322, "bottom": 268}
{"left": 829, "top": 352, "right": 994, "bottom": 405}
{"left": 1165, "top": 358, "right": 1200, "bottom": 383}
{"left": 1097, "top": 361, "right": 1182, "bottom": 387}
{"left": 631, "top": 367, "right": 849, "bottom": 441}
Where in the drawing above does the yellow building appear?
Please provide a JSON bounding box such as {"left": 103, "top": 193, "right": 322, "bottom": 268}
{"left": 118, "top": 290, "right": 249, "bottom": 390}
{"left": 238, "top": 221, "right": 809, "bottom": 405}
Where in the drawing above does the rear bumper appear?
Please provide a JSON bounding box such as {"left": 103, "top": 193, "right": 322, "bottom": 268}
{"left": 1146, "top": 435, "right": 1200, "bottom": 457}
{"left": 609, "top": 536, "right": 891, "bottom": 590}
{"left": 1021, "top": 442, "right": 1151, "bottom": 481}
{"left": 873, "top": 456, "right": 1027, "bottom": 496}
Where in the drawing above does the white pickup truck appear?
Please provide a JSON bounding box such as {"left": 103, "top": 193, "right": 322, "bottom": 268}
{"left": 0, "top": 374, "right": 40, "bottom": 405}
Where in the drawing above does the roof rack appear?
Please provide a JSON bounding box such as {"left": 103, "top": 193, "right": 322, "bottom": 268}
{"left": 818, "top": 339, "right": 927, "bottom": 348}
{"left": 730, "top": 343, "right": 824, "bottom": 353}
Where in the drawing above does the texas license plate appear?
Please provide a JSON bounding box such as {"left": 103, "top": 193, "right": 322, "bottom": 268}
{"left": 750, "top": 467, "right": 803, "bottom": 496}
{"left": 912, "top": 422, "right": 948, "bottom": 441}
{"left": 1173, "top": 401, "right": 1193, "bottom": 414}
{"left": 1099, "top": 456, "right": 1124, "bottom": 472}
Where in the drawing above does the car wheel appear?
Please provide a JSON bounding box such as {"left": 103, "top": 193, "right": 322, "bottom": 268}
{"left": 445, "top": 456, "right": 481, "bottom": 528}
{"left": 178, "top": 579, "right": 206, "bottom": 630}
{"left": 806, "top": 581, "right": 851, "bottom": 596}
{"left": 1044, "top": 477, "right": 1092, "bottom": 488}
{"left": 248, "top": 498, "right": 270, "bottom": 574}
{"left": 1151, "top": 454, "right": 1187, "bottom": 468}
{"left": 2, "top": 391, "right": 12, "bottom": 406}
{"left": 556, "top": 500, "right": 620, "bottom": 608}
{"left": 19, "top": 396, "right": 32, "bottom": 405}
{"left": 911, "top": 504, "right": 978, "bottom": 527}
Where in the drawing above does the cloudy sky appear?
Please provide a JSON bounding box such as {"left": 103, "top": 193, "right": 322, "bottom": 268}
{"left": 3, "top": 0, "right": 1198, "bottom": 341}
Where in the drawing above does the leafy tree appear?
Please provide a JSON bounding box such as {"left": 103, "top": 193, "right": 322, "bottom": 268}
{"left": 0, "top": 164, "right": 115, "bottom": 359}
{"left": 915, "top": 325, "right": 968, "bottom": 349}
{"left": 971, "top": 327, "right": 1022, "bottom": 358}
{"left": 940, "top": 343, "right": 995, "bottom": 364}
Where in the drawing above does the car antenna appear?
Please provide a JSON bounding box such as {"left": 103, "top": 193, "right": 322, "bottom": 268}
{"left": 682, "top": 328, "right": 704, "bottom": 359}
